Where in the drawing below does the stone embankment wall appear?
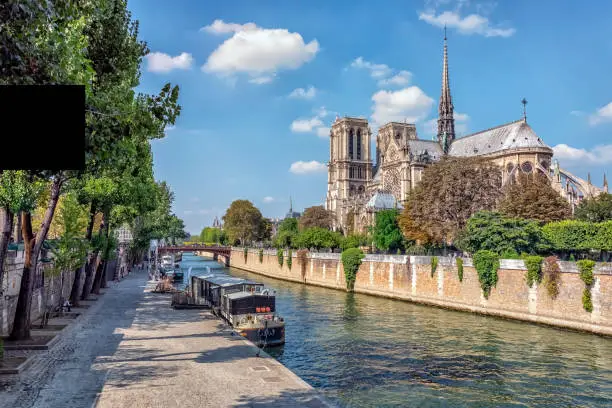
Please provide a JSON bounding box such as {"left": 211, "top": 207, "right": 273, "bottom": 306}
{"left": 217, "top": 248, "right": 612, "bottom": 336}
{"left": 0, "top": 250, "right": 117, "bottom": 336}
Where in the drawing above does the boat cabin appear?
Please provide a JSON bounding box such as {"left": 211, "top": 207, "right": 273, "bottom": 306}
{"left": 224, "top": 291, "right": 276, "bottom": 316}
{"left": 191, "top": 275, "right": 264, "bottom": 307}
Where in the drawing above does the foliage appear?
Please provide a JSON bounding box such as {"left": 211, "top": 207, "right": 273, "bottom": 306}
{"left": 457, "top": 257, "right": 464, "bottom": 282}
{"left": 500, "top": 249, "right": 521, "bottom": 259}
{"left": 569, "top": 254, "right": 576, "bottom": 262}
{"left": 575, "top": 193, "right": 612, "bottom": 223}
{"left": 287, "top": 249, "right": 292, "bottom": 270}
{"left": 498, "top": 173, "right": 572, "bottom": 223}
{"left": 543, "top": 256, "right": 561, "bottom": 299}
{"left": 341, "top": 234, "right": 369, "bottom": 251}
{"left": 372, "top": 209, "right": 403, "bottom": 252}
{"left": 258, "top": 249, "right": 263, "bottom": 263}
{"left": 405, "top": 157, "right": 503, "bottom": 243}
{"left": 277, "top": 248, "right": 284, "bottom": 267}
{"left": 473, "top": 250, "right": 500, "bottom": 298}
{"left": 200, "top": 227, "right": 221, "bottom": 244}
{"left": 299, "top": 206, "right": 333, "bottom": 230}
{"left": 341, "top": 248, "right": 365, "bottom": 291}
{"left": 577, "top": 259, "right": 595, "bottom": 312}
{"left": 243, "top": 247, "right": 248, "bottom": 263}
{"left": 274, "top": 218, "right": 298, "bottom": 248}
{"left": 49, "top": 193, "right": 90, "bottom": 276}
{"left": 294, "top": 227, "right": 342, "bottom": 250}
{"left": 405, "top": 244, "right": 427, "bottom": 255}
{"left": 524, "top": 255, "right": 544, "bottom": 287}
{"left": 398, "top": 209, "right": 433, "bottom": 245}
{"left": 457, "top": 212, "right": 545, "bottom": 256}
{"left": 431, "top": 256, "right": 438, "bottom": 277}
{"left": 223, "top": 200, "right": 265, "bottom": 245}
{"left": 0, "top": 171, "right": 46, "bottom": 215}
{"left": 297, "top": 249, "right": 308, "bottom": 279}
{"left": 542, "top": 220, "right": 598, "bottom": 252}
{"left": 593, "top": 221, "right": 612, "bottom": 252}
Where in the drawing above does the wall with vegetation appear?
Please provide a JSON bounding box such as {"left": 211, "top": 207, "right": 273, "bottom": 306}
{"left": 221, "top": 248, "right": 612, "bottom": 336}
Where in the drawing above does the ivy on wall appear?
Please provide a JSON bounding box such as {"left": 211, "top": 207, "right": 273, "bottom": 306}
{"left": 473, "top": 250, "right": 500, "bottom": 299}
{"left": 543, "top": 256, "right": 561, "bottom": 299}
{"left": 431, "top": 256, "right": 438, "bottom": 278}
{"left": 342, "top": 248, "right": 365, "bottom": 291}
{"left": 524, "top": 255, "right": 544, "bottom": 287}
{"left": 243, "top": 247, "right": 248, "bottom": 263}
{"left": 577, "top": 259, "right": 595, "bottom": 312}
{"left": 297, "top": 249, "right": 308, "bottom": 280}
{"left": 287, "top": 249, "right": 293, "bottom": 270}
{"left": 277, "top": 249, "right": 284, "bottom": 267}
{"left": 457, "top": 257, "right": 464, "bottom": 282}
{"left": 258, "top": 249, "right": 263, "bottom": 263}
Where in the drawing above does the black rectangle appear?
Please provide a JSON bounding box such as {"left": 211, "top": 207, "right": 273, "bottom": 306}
{"left": 0, "top": 85, "right": 85, "bottom": 171}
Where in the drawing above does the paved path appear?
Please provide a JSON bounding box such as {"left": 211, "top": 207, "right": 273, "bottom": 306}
{"left": 1, "top": 269, "right": 329, "bottom": 408}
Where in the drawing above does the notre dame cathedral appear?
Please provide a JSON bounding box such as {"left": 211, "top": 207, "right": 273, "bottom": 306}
{"left": 325, "top": 33, "right": 607, "bottom": 234}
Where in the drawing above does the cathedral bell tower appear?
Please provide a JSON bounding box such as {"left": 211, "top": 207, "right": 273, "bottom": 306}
{"left": 437, "top": 27, "right": 455, "bottom": 154}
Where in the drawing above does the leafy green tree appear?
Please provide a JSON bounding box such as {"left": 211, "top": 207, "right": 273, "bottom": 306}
{"left": 498, "top": 173, "right": 571, "bottom": 223}
{"left": 575, "top": 193, "right": 612, "bottom": 222}
{"left": 298, "top": 206, "right": 333, "bottom": 230}
{"left": 541, "top": 220, "right": 597, "bottom": 254}
{"left": 200, "top": 227, "right": 220, "bottom": 244}
{"left": 274, "top": 218, "right": 299, "bottom": 248}
{"left": 372, "top": 209, "right": 403, "bottom": 252}
{"left": 222, "top": 200, "right": 264, "bottom": 245}
{"left": 340, "top": 234, "right": 369, "bottom": 251}
{"left": 294, "top": 227, "right": 342, "bottom": 250}
{"left": 456, "top": 211, "right": 545, "bottom": 256}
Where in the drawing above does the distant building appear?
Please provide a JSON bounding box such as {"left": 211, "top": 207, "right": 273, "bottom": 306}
{"left": 285, "top": 196, "right": 301, "bottom": 219}
{"left": 212, "top": 216, "right": 223, "bottom": 229}
{"left": 115, "top": 224, "right": 133, "bottom": 244}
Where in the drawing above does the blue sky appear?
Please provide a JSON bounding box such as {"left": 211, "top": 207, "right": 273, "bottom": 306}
{"left": 129, "top": 0, "right": 612, "bottom": 234}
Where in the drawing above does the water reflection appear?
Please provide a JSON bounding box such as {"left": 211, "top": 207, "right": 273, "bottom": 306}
{"left": 180, "top": 253, "right": 612, "bottom": 408}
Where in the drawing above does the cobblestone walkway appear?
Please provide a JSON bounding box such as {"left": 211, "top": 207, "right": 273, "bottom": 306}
{"left": 0, "top": 270, "right": 330, "bottom": 408}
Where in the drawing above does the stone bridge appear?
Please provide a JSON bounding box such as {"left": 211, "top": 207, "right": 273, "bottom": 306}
{"left": 158, "top": 245, "right": 231, "bottom": 267}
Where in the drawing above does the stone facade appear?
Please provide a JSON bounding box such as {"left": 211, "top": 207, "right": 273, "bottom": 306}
{"left": 325, "top": 36, "right": 606, "bottom": 233}
{"left": 228, "top": 248, "right": 612, "bottom": 336}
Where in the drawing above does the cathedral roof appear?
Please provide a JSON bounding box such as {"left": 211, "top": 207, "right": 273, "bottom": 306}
{"left": 366, "top": 191, "right": 403, "bottom": 210}
{"left": 406, "top": 140, "right": 443, "bottom": 158}
{"left": 448, "top": 119, "right": 551, "bottom": 157}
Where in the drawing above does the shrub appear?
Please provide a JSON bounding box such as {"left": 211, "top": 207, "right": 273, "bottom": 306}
{"left": 258, "top": 249, "right": 263, "bottom": 263}
{"left": 341, "top": 248, "right": 365, "bottom": 291}
{"left": 405, "top": 244, "right": 426, "bottom": 255}
{"left": 341, "top": 234, "right": 369, "bottom": 251}
{"left": 287, "top": 249, "right": 293, "bottom": 270}
{"left": 243, "top": 247, "right": 248, "bottom": 263}
{"left": 500, "top": 249, "right": 521, "bottom": 259}
{"left": 297, "top": 249, "right": 309, "bottom": 280}
{"left": 457, "top": 257, "right": 464, "bottom": 282}
{"left": 577, "top": 259, "right": 596, "bottom": 312}
{"left": 543, "top": 256, "right": 561, "bottom": 299}
{"left": 277, "top": 248, "right": 284, "bottom": 267}
{"left": 524, "top": 255, "right": 544, "bottom": 287}
{"left": 431, "top": 256, "right": 438, "bottom": 278}
{"left": 473, "top": 250, "right": 500, "bottom": 298}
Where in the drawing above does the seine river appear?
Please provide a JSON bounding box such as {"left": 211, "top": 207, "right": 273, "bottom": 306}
{"left": 179, "top": 253, "right": 612, "bottom": 407}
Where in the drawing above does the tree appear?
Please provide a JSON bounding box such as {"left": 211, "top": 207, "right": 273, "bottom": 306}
{"left": 258, "top": 218, "right": 273, "bottom": 242}
{"left": 405, "top": 156, "right": 503, "bottom": 244}
{"left": 340, "top": 234, "right": 369, "bottom": 250}
{"left": 274, "top": 218, "right": 298, "bottom": 248}
{"left": 372, "top": 209, "right": 403, "bottom": 252}
{"left": 575, "top": 193, "right": 612, "bottom": 223}
{"left": 200, "top": 227, "right": 220, "bottom": 244}
{"left": 294, "top": 227, "right": 342, "bottom": 250}
{"left": 298, "top": 206, "right": 333, "bottom": 230}
{"left": 398, "top": 208, "right": 433, "bottom": 245}
{"left": 222, "top": 200, "right": 264, "bottom": 245}
{"left": 498, "top": 172, "right": 571, "bottom": 223}
{"left": 456, "top": 211, "right": 545, "bottom": 256}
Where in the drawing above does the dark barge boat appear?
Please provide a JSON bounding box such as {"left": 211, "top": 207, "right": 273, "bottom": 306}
{"left": 191, "top": 274, "right": 285, "bottom": 347}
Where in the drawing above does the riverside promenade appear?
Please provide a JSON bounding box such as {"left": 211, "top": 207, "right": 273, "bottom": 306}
{"left": 0, "top": 269, "right": 329, "bottom": 408}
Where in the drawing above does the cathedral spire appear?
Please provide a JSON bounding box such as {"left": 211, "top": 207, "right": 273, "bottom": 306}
{"left": 437, "top": 27, "right": 455, "bottom": 154}
{"left": 604, "top": 173, "right": 609, "bottom": 193}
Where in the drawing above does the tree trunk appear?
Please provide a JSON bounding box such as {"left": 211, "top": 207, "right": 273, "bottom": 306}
{"left": 0, "top": 208, "right": 14, "bottom": 291}
{"left": 91, "top": 209, "right": 110, "bottom": 295}
{"left": 91, "top": 258, "right": 105, "bottom": 295}
{"left": 70, "top": 203, "right": 96, "bottom": 307}
{"left": 14, "top": 211, "right": 23, "bottom": 243}
{"left": 10, "top": 177, "right": 62, "bottom": 340}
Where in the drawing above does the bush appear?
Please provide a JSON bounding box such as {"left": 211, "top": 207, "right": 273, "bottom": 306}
{"left": 405, "top": 244, "right": 426, "bottom": 255}
{"left": 277, "top": 249, "right": 284, "bottom": 267}
{"left": 473, "top": 250, "right": 500, "bottom": 298}
{"left": 543, "top": 256, "right": 561, "bottom": 299}
{"left": 500, "top": 249, "right": 521, "bottom": 259}
{"left": 457, "top": 257, "right": 464, "bottom": 282}
{"left": 582, "top": 289, "right": 593, "bottom": 312}
{"left": 287, "top": 249, "right": 293, "bottom": 270}
{"left": 341, "top": 248, "right": 365, "bottom": 291}
{"left": 431, "top": 256, "right": 438, "bottom": 277}
{"left": 258, "top": 249, "right": 263, "bottom": 263}
{"left": 295, "top": 227, "right": 342, "bottom": 250}
{"left": 524, "top": 255, "right": 543, "bottom": 287}
{"left": 341, "top": 234, "right": 369, "bottom": 251}
{"left": 577, "top": 259, "right": 596, "bottom": 312}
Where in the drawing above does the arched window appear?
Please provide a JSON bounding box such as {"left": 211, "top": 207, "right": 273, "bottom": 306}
{"left": 540, "top": 160, "right": 550, "bottom": 170}
{"left": 358, "top": 185, "right": 365, "bottom": 194}
{"left": 521, "top": 161, "right": 533, "bottom": 173}
{"left": 348, "top": 129, "right": 354, "bottom": 159}
{"left": 506, "top": 163, "right": 514, "bottom": 174}
{"left": 356, "top": 129, "right": 362, "bottom": 160}
{"left": 349, "top": 167, "right": 354, "bottom": 179}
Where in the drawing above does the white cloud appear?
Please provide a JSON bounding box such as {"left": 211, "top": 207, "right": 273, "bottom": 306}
{"left": 248, "top": 76, "right": 274, "bottom": 84}
{"left": 570, "top": 110, "right": 584, "bottom": 117}
{"left": 553, "top": 144, "right": 612, "bottom": 165}
{"left": 424, "top": 112, "right": 470, "bottom": 136}
{"left": 290, "top": 106, "right": 331, "bottom": 137}
{"left": 289, "top": 161, "right": 327, "bottom": 174}
{"left": 418, "top": 11, "right": 515, "bottom": 37}
{"left": 378, "top": 70, "right": 412, "bottom": 87}
{"left": 146, "top": 52, "right": 194, "bottom": 73}
{"left": 165, "top": 125, "right": 175, "bottom": 132}
{"left": 351, "top": 57, "right": 392, "bottom": 79}
{"left": 263, "top": 196, "right": 275, "bottom": 203}
{"left": 183, "top": 210, "right": 194, "bottom": 215}
{"left": 202, "top": 20, "right": 319, "bottom": 84}
{"left": 289, "top": 86, "right": 317, "bottom": 99}
{"left": 587, "top": 102, "right": 612, "bottom": 126}
{"left": 371, "top": 86, "right": 435, "bottom": 126}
